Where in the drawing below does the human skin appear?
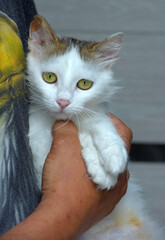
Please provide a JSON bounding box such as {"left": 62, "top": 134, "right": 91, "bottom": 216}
{"left": 1, "top": 114, "right": 132, "bottom": 240}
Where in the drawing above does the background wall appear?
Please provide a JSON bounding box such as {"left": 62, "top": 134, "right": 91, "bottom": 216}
{"left": 34, "top": 0, "right": 165, "bottom": 225}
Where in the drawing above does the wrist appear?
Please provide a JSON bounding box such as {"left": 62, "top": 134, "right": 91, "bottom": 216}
{"left": 38, "top": 193, "right": 85, "bottom": 240}
{"left": 1, "top": 194, "right": 82, "bottom": 240}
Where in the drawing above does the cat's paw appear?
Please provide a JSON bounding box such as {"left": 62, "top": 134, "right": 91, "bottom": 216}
{"left": 79, "top": 132, "right": 127, "bottom": 189}
{"left": 82, "top": 147, "right": 117, "bottom": 189}
{"left": 80, "top": 132, "right": 117, "bottom": 189}
{"left": 88, "top": 163, "right": 118, "bottom": 190}
{"left": 100, "top": 144, "right": 128, "bottom": 176}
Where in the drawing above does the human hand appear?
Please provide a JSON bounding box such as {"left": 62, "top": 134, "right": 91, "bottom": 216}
{"left": 109, "top": 113, "right": 133, "bottom": 153}
{"left": 1, "top": 114, "right": 131, "bottom": 240}
{"left": 40, "top": 115, "right": 132, "bottom": 239}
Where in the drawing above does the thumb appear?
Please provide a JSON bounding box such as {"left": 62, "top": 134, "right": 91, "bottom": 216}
{"left": 41, "top": 120, "right": 84, "bottom": 195}
{"left": 50, "top": 120, "right": 81, "bottom": 155}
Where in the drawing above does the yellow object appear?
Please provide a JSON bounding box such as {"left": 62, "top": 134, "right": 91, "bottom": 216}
{"left": 0, "top": 11, "right": 26, "bottom": 110}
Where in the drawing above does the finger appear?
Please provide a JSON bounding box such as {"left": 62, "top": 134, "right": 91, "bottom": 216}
{"left": 109, "top": 113, "right": 133, "bottom": 140}
{"left": 109, "top": 113, "right": 133, "bottom": 152}
{"left": 121, "top": 170, "right": 129, "bottom": 196}
{"left": 110, "top": 169, "right": 130, "bottom": 204}
{"left": 52, "top": 120, "right": 78, "bottom": 138}
{"left": 43, "top": 120, "right": 84, "bottom": 192}
{"left": 50, "top": 120, "right": 80, "bottom": 154}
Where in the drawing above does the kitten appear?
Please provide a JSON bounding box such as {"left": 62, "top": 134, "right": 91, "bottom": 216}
{"left": 27, "top": 15, "right": 163, "bottom": 240}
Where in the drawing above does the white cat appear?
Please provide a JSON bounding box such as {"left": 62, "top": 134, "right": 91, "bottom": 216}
{"left": 27, "top": 15, "right": 163, "bottom": 240}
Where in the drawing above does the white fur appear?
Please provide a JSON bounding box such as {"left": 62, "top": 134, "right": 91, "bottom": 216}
{"left": 27, "top": 47, "right": 163, "bottom": 239}
{"left": 28, "top": 47, "right": 126, "bottom": 189}
{"left": 81, "top": 179, "right": 164, "bottom": 240}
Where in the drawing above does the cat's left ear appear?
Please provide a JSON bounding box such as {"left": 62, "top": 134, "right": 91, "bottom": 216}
{"left": 94, "top": 32, "right": 123, "bottom": 69}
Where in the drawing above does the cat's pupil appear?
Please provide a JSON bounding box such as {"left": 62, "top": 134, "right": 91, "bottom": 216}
{"left": 49, "top": 73, "right": 52, "bottom": 78}
{"left": 84, "top": 80, "right": 86, "bottom": 85}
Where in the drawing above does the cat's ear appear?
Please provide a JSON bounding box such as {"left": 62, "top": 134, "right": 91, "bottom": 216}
{"left": 94, "top": 32, "right": 123, "bottom": 69}
{"left": 28, "top": 15, "right": 57, "bottom": 56}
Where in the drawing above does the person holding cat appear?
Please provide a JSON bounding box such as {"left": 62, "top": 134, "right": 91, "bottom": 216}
{"left": 0, "top": 0, "right": 131, "bottom": 238}
{"left": 1, "top": 116, "right": 132, "bottom": 239}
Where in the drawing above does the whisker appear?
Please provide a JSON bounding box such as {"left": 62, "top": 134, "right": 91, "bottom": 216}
{"left": 83, "top": 107, "right": 106, "bottom": 120}
{"left": 80, "top": 110, "right": 90, "bottom": 119}
{"left": 52, "top": 115, "right": 72, "bottom": 131}
{"left": 75, "top": 113, "right": 81, "bottom": 130}
{"left": 29, "top": 106, "right": 49, "bottom": 114}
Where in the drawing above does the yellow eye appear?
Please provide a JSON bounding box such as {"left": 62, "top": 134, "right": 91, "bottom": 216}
{"left": 77, "top": 79, "right": 93, "bottom": 90}
{"left": 42, "top": 72, "right": 57, "bottom": 83}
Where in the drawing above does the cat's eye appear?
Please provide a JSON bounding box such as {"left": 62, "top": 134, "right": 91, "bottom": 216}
{"left": 77, "top": 79, "right": 93, "bottom": 90}
{"left": 42, "top": 72, "right": 57, "bottom": 84}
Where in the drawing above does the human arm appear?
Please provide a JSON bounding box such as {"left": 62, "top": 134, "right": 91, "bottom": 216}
{"left": 1, "top": 115, "right": 132, "bottom": 240}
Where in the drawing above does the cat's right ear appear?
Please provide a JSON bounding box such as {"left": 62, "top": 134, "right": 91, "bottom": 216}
{"left": 28, "top": 15, "right": 56, "bottom": 56}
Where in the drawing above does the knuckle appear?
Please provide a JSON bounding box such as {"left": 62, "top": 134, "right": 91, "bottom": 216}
{"left": 127, "top": 127, "right": 133, "bottom": 140}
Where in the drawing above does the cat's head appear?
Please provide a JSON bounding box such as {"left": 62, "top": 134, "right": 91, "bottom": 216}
{"left": 27, "top": 15, "right": 123, "bottom": 118}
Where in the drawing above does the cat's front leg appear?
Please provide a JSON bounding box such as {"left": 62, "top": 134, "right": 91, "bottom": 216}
{"left": 78, "top": 116, "right": 127, "bottom": 189}
{"left": 93, "top": 116, "right": 127, "bottom": 189}
{"left": 79, "top": 131, "right": 117, "bottom": 189}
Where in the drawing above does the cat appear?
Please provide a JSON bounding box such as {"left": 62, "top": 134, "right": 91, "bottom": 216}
{"left": 27, "top": 15, "right": 163, "bottom": 240}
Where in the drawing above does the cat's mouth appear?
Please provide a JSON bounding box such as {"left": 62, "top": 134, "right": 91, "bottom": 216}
{"left": 57, "top": 107, "right": 70, "bottom": 114}
{"left": 52, "top": 110, "right": 72, "bottom": 120}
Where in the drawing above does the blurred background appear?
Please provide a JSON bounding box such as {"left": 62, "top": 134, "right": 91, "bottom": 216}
{"left": 34, "top": 0, "right": 165, "bottom": 224}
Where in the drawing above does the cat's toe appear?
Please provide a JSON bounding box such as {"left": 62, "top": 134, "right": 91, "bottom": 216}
{"left": 102, "top": 145, "right": 127, "bottom": 176}
{"left": 80, "top": 134, "right": 127, "bottom": 189}
{"left": 88, "top": 164, "right": 117, "bottom": 189}
{"left": 94, "top": 174, "right": 117, "bottom": 190}
{"left": 83, "top": 152, "right": 117, "bottom": 189}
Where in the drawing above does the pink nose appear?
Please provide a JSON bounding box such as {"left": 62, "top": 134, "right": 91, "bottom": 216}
{"left": 57, "top": 98, "right": 70, "bottom": 109}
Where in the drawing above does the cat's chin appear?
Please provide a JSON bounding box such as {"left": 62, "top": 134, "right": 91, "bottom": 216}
{"left": 53, "top": 112, "right": 71, "bottom": 121}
